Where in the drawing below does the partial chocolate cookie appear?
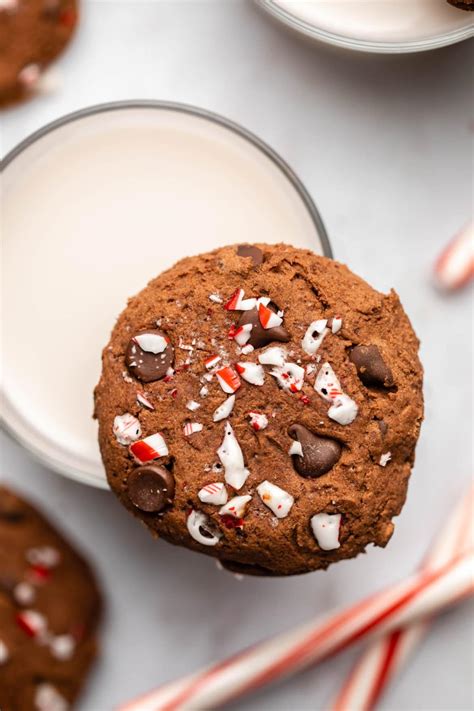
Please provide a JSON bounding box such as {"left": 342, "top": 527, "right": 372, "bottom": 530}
{"left": 0, "top": 486, "right": 101, "bottom": 710}
{"left": 0, "top": 0, "right": 78, "bottom": 107}
{"left": 447, "top": 0, "right": 473, "bottom": 9}
{"left": 95, "top": 244, "right": 424, "bottom": 576}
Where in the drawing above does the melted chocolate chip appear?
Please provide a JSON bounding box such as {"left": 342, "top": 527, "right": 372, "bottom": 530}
{"left": 289, "top": 424, "right": 341, "bottom": 478}
{"left": 220, "top": 559, "right": 280, "bottom": 577}
{"left": 236, "top": 244, "right": 264, "bottom": 266}
{"left": 125, "top": 330, "right": 174, "bottom": 383}
{"left": 350, "top": 345, "right": 394, "bottom": 388}
{"left": 237, "top": 303, "right": 290, "bottom": 349}
{"left": 127, "top": 465, "right": 175, "bottom": 512}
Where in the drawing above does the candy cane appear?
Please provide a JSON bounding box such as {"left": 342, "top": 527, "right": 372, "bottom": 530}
{"left": 119, "top": 549, "right": 473, "bottom": 711}
{"left": 434, "top": 222, "right": 474, "bottom": 291}
{"left": 331, "top": 486, "right": 474, "bottom": 711}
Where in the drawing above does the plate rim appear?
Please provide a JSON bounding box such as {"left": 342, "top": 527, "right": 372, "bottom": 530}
{"left": 1, "top": 99, "right": 332, "bottom": 489}
{"left": 257, "top": 0, "right": 474, "bottom": 54}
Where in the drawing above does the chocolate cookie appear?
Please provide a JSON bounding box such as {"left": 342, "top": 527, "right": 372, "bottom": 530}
{"left": 0, "top": 0, "right": 78, "bottom": 107}
{"left": 94, "top": 244, "right": 424, "bottom": 576}
{"left": 0, "top": 486, "right": 101, "bottom": 710}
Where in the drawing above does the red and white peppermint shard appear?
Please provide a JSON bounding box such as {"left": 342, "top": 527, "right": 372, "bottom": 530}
{"left": 217, "top": 422, "right": 250, "bottom": 490}
{"left": 224, "top": 288, "right": 257, "bottom": 311}
{"left": 216, "top": 366, "right": 241, "bottom": 394}
{"left": 288, "top": 440, "right": 303, "bottom": 457}
{"left": 314, "top": 362, "right": 358, "bottom": 425}
{"left": 134, "top": 333, "right": 168, "bottom": 353}
{"left": 198, "top": 482, "right": 228, "bottom": 506}
{"left": 16, "top": 610, "right": 47, "bottom": 637}
{"left": 434, "top": 222, "right": 474, "bottom": 291}
{"left": 330, "top": 316, "right": 342, "bottom": 334}
{"left": 186, "top": 400, "right": 201, "bottom": 412}
{"left": 302, "top": 319, "right": 328, "bottom": 355}
{"left": 50, "top": 634, "right": 76, "bottom": 661}
{"left": 26, "top": 546, "right": 60, "bottom": 568}
{"left": 34, "top": 683, "right": 69, "bottom": 711}
{"left": 236, "top": 362, "right": 265, "bottom": 386}
{"left": 136, "top": 392, "right": 154, "bottom": 410}
{"left": 258, "top": 346, "right": 287, "bottom": 367}
{"left": 204, "top": 354, "right": 221, "bottom": 370}
{"left": 271, "top": 362, "right": 305, "bottom": 393}
{"left": 257, "top": 480, "right": 294, "bottom": 518}
{"left": 258, "top": 302, "right": 283, "bottom": 329}
{"left": 129, "top": 432, "right": 169, "bottom": 464}
{"left": 183, "top": 422, "right": 203, "bottom": 436}
{"left": 233, "top": 324, "right": 253, "bottom": 346}
{"left": 213, "top": 394, "right": 236, "bottom": 422}
{"left": 311, "top": 513, "right": 341, "bottom": 550}
{"left": 187, "top": 510, "right": 221, "bottom": 546}
{"left": 113, "top": 413, "right": 141, "bottom": 445}
{"left": 248, "top": 411, "right": 268, "bottom": 431}
{"left": 219, "top": 495, "right": 252, "bottom": 519}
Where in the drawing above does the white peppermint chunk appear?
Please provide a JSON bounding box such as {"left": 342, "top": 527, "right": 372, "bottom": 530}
{"left": 187, "top": 510, "right": 221, "bottom": 546}
{"left": 302, "top": 320, "right": 329, "bottom": 355}
{"left": 248, "top": 411, "right": 269, "bottom": 431}
{"left": 198, "top": 482, "right": 228, "bottom": 506}
{"left": 234, "top": 323, "right": 253, "bottom": 346}
{"left": 113, "top": 413, "right": 141, "bottom": 445}
{"left": 331, "top": 316, "right": 342, "bottom": 334}
{"left": 315, "top": 363, "right": 358, "bottom": 425}
{"left": 258, "top": 346, "right": 287, "bottom": 367}
{"left": 271, "top": 362, "right": 305, "bottom": 393}
{"left": 288, "top": 441, "right": 303, "bottom": 457}
{"left": 219, "top": 495, "right": 252, "bottom": 518}
{"left": 237, "top": 362, "right": 265, "bottom": 386}
{"left": 134, "top": 333, "right": 168, "bottom": 354}
{"left": 311, "top": 513, "right": 341, "bottom": 550}
{"left": 35, "top": 684, "right": 69, "bottom": 711}
{"left": 328, "top": 394, "right": 358, "bottom": 425}
{"left": 213, "top": 395, "right": 235, "bottom": 422}
{"left": 186, "top": 400, "right": 201, "bottom": 411}
{"left": 0, "top": 640, "right": 9, "bottom": 665}
{"left": 217, "top": 422, "right": 250, "bottom": 490}
{"left": 379, "top": 451, "right": 392, "bottom": 467}
{"left": 257, "top": 481, "right": 294, "bottom": 518}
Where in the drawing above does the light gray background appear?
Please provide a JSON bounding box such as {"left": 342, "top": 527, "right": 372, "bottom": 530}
{"left": 1, "top": 2, "right": 473, "bottom": 710}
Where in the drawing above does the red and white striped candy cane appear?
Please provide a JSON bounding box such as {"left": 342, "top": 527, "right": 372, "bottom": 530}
{"left": 119, "top": 549, "right": 473, "bottom": 711}
{"left": 331, "top": 486, "right": 474, "bottom": 711}
{"left": 434, "top": 222, "right": 474, "bottom": 291}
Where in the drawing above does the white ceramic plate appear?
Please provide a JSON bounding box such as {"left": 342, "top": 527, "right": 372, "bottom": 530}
{"left": 1, "top": 101, "right": 331, "bottom": 489}
{"left": 258, "top": 0, "right": 474, "bottom": 53}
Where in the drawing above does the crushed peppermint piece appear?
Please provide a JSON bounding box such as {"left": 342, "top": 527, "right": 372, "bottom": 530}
{"left": 311, "top": 513, "right": 341, "bottom": 550}
{"left": 14, "top": 582, "right": 36, "bottom": 606}
{"left": 216, "top": 366, "right": 241, "bottom": 394}
{"left": 0, "top": 639, "right": 9, "bottom": 665}
{"left": 314, "top": 362, "right": 358, "bottom": 425}
{"left": 379, "top": 452, "right": 392, "bottom": 467}
{"left": 219, "top": 494, "right": 252, "bottom": 518}
{"left": 258, "top": 302, "right": 283, "bottom": 329}
{"left": 271, "top": 362, "right": 305, "bottom": 393}
{"left": 122, "top": 371, "right": 134, "bottom": 383}
{"left": 26, "top": 546, "right": 60, "bottom": 568}
{"left": 213, "top": 394, "right": 236, "bottom": 422}
{"left": 257, "top": 481, "right": 294, "bottom": 518}
{"left": 199, "top": 385, "right": 209, "bottom": 397}
{"left": 16, "top": 610, "right": 47, "bottom": 637}
{"left": 136, "top": 392, "right": 154, "bottom": 410}
{"left": 0, "top": 0, "right": 18, "bottom": 11}
{"left": 236, "top": 362, "right": 265, "bottom": 386}
{"left": 248, "top": 411, "right": 268, "bottom": 431}
{"left": 34, "top": 683, "right": 69, "bottom": 711}
{"left": 233, "top": 323, "right": 253, "bottom": 346}
{"left": 288, "top": 440, "right": 304, "bottom": 457}
{"left": 187, "top": 510, "right": 221, "bottom": 546}
{"left": 330, "top": 316, "right": 342, "bottom": 334}
{"left": 241, "top": 344, "right": 254, "bottom": 355}
{"left": 134, "top": 332, "right": 168, "bottom": 354}
{"left": 113, "top": 413, "right": 141, "bottom": 445}
{"left": 50, "top": 634, "right": 75, "bottom": 661}
{"left": 186, "top": 400, "right": 201, "bottom": 412}
{"left": 183, "top": 422, "right": 203, "bottom": 436}
{"left": 198, "top": 482, "right": 228, "bottom": 506}
{"left": 224, "top": 288, "right": 257, "bottom": 311}
{"left": 217, "top": 422, "right": 250, "bottom": 490}
{"left": 258, "top": 346, "right": 287, "bottom": 367}
{"left": 209, "top": 293, "right": 223, "bottom": 303}
{"left": 129, "top": 432, "right": 169, "bottom": 464}
{"left": 205, "top": 354, "right": 221, "bottom": 370}
{"left": 18, "top": 63, "right": 40, "bottom": 88}
{"left": 302, "top": 319, "right": 329, "bottom": 355}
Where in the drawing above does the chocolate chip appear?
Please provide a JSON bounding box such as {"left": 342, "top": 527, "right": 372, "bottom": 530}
{"left": 125, "top": 330, "right": 174, "bottom": 383}
{"left": 237, "top": 303, "right": 290, "bottom": 349}
{"left": 289, "top": 424, "right": 342, "bottom": 478}
{"left": 236, "top": 244, "right": 264, "bottom": 266}
{"left": 127, "top": 465, "right": 175, "bottom": 512}
{"left": 350, "top": 345, "right": 394, "bottom": 388}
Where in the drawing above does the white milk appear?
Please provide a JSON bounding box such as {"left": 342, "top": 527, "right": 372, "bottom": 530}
{"left": 1, "top": 106, "right": 326, "bottom": 487}
{"left": 273, "top": 0, "right": 472, "bottom": 43}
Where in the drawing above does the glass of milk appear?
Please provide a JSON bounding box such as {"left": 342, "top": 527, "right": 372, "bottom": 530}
{"left": 1, "top": 101, "right": 331, "bottom": 489}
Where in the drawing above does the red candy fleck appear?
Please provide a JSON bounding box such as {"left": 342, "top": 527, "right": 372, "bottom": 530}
{"left": 300, "top": 394, "right": 311, "bottom": 405}
{"left": 170, "top": 389, "right": 178, "bottom": 399}
{"left": 227, "top": 324, "right": 237, "bottom": 339}
{"left": 224, "top": 288, "right": 243, "bottom": 311}
{"left": 28, "top": 564, "right": 51, "bottom": 583}
{"left": 220, "top": 515, "right": 244, "bottom": 529}
{"left": 59, "top": 8, "right": 77, "bottom": 28}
